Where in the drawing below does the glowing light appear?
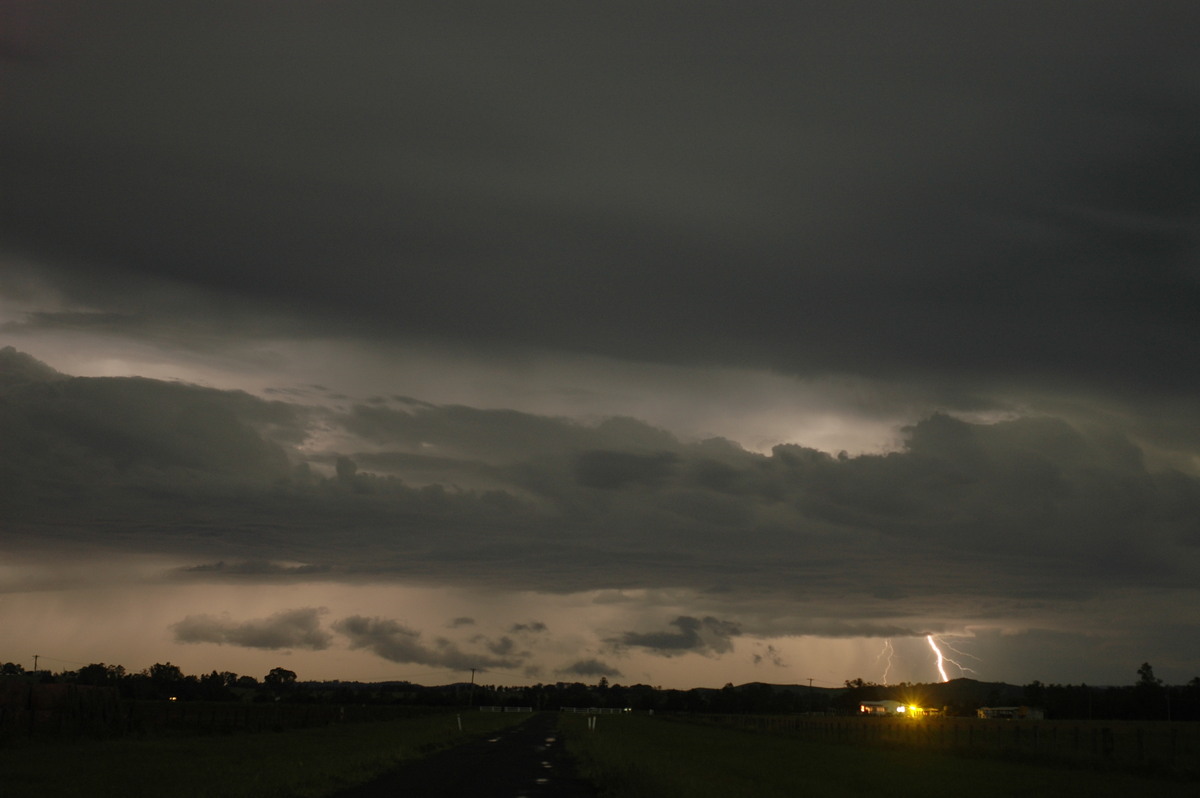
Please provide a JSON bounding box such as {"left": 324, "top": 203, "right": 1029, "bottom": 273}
{"left": 926, "top": 634, "right": 949, "bottom": 682}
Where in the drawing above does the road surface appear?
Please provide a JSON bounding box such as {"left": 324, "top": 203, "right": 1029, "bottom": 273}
{"left": 330, "top": 712, "right": 598, "bottom": 798}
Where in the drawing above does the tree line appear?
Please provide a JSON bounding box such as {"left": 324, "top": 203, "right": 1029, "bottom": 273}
{"left": 1, "top": 661, "right": 299, "bottom": 703}
{"left": 3, "top": 660, "right": 1198, "bottom": 720}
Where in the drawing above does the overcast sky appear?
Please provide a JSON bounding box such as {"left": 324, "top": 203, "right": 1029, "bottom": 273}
{"left": 2, "top": 1, "right": 1199, "bottom": 689}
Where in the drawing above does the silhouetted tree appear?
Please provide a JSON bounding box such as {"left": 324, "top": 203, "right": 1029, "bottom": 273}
{"left": 199, "top": 670, "right": 236, "bottom": 701}
{"left": 148, "top": 662, "right": 184, "bottom": 683}
{"left": 264, "top": 667, "right": 297, "bottom": 686}
{"left": 1135, "top": 662, "right": 1166, "bottom": 719}
{"left": 77, "top": 663, "right": 124, "bottom": 686}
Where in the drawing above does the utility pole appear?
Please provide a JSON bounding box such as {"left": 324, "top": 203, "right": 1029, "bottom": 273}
{"left": 468, "top": 668, "right": 477, "bottom": 707}
{"left": 808, "top": 677, "right": 814, "bottom": 713}
{"left": 33, "top": 654, "right": 39, "bottom": 673}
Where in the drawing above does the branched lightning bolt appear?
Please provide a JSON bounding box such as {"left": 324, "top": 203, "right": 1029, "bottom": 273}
{"left": 926, "top": 635, "right": 948, "bottom": 681}
{"left": 875, "top": 639, "right": 895, "bottom": 685}
{"left": 938, "top": 637, "right": 980, "bottom": 674}
{"left": 926, "top": 634, "right": 978, "bottom": 682}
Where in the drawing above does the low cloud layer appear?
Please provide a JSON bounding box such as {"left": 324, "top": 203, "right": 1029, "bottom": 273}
{"left": 4, "top": 349, "right": 1199, "bottom": 631}
{"left": 333, "top": 616, "right": 521, "bottom": 671}
{"left": 561, "top": 659, "right": 623, "bottom": 679}
{"left": 172, "top": 608, "right": 331, "bottom": 651}
{"left": 615, "top": 616, "right": 741, "bottom": 658}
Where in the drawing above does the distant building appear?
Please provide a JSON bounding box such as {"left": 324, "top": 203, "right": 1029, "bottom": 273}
{"left": 976, "top": 706, "right": 1045, "bottom": 720}
{"left": 860, "top": 699, "right": 941, "bottom": 717}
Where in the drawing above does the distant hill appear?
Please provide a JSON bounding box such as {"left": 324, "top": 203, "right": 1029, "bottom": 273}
{"left": 737, "top": 681, "right": 842, "bottom": 696}
{"left": 922, "top": 678, "right": 1025, "bottom": 706}
{"left": 737, "top": 678, "right": 1026, "bottom": 707}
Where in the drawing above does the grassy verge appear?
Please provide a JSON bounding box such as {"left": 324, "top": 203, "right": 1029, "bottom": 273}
{"left": 1, "top": 709, "right": 529, "bottom": 798}
{"left": 560, "top": 713, "right": 1199, "bottom": 798}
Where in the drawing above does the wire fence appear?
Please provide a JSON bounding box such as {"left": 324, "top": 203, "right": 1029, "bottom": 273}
{"left": 680, "top": 713, "right": 1200, "bottom": 777}
{"left": 0, "top": 682, "right": 449, "bottom": 742}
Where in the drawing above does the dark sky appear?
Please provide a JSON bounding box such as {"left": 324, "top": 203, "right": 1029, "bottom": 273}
{"left": 2, "top": 1, "right": 1199, "bottom": 687}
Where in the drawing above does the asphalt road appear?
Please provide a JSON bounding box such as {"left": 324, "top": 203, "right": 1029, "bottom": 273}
{"left": 330, "top": 712, "right": 599, "bottom": 798}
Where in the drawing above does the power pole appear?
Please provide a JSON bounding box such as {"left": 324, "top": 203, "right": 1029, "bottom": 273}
{"left": 33, "top": 654, "right": 39, "bottom": 673}
{"left": 808, "top": 677, "right": 814, "bottom": 713}
{"left": 469, "top": 668, "right": 477, "bottom": 707}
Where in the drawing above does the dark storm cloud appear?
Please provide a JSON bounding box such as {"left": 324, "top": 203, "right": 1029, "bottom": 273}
{"left": 575, "top": 450, "right": 680, "bottom": 490}
{"left": 764, "top": 621, "right": 920, "bottom": 640}
{"left": 342, "top": 404, "right": 678, "bottom": 464}
{"left": 560, "top": 659, "right": 622, "bottom": 679}
{"left": 333, "top": 616, "right": 521, "bottom": 670}
{"left": 614, "top": 616, "right": 741, "bottom": 657}
{"left": 0, "top": 345, "right": 63, "bottom": 388}
{"left": 510, "top": 622, "right": 548, "bottom": 634}
{"left": 176, "top": 561, "right": 333, "bottom": 579}
{"left": 172, "top": 608, "right": 331, "bottom": 650}
{"left": 4, "top": 350, "right": 1200, "bottom": 612}
{"left": 0, "top": 347, "right": 307, "bottom": 522}
{"left": 3, "top": 3, "right": 1199, "bottom": 396}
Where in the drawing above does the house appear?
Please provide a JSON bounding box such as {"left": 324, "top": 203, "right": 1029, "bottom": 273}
{"left": 859, "top": 699, "right": 906, "bottom": 715}
{"left": 860, "top": 699, "right": 941, "bottom": 717}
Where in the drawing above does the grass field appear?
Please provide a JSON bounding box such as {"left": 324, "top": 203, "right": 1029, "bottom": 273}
{"left": 0, "top": 709, "right": 528, "bottom": 798}
{"left": 560, "top": 713, "right": 1200, "bottom": 798}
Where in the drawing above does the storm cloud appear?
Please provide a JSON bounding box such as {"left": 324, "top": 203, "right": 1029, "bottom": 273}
{"left": 3, "top": 3, "right": 1198, "bottom": 398}
{"left": 4, "top": 351, "right": 1199, "bottom": 609}
{"left": 3, "top": 2, "right": 1199, "bottom": 686}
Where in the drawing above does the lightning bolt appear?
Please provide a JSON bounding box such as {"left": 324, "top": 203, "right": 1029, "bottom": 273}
{"left": 926, "top": 634, "right": 978, "bottom": 682}
{"left": 875, "top": 639, "right": 895, "bottom": 684}
{"left": 938, "top": 637, "right": 980, "bottom": 672}
{"left": 926, "top": 634, "right": 949, "bottom": 682}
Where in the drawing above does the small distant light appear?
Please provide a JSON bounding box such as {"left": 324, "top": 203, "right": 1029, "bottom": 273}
{"left": 168, "top": 696, "right": 177, "bottom": 702}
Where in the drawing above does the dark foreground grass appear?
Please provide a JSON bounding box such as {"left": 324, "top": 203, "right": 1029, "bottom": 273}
{"left": 561, "top": 713, "right": 1199, "bottom": 798}
{"left": 0, "top": 710, "right": 528, "bottom": 798}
